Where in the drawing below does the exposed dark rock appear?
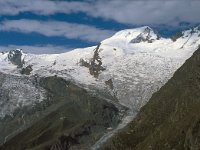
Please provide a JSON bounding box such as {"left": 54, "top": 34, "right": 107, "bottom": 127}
{"left": 89, "top": 43, "right": 106, "bottom": 78}
{"left": 79, "top": 58, "right": 91, "bottom": 68}
{"left": 79, "top": 43, "right": 106, "bottom": 78}
{"left": 130, "top": 27, "right": 160, "bottom": 44}
{"left": 105, "top": 79, "right": 114, "bottom": 90}
{"left": 185, "top": 118, "right": 200, "bottom": 149}
{"left": 47, "top": 135, "right": 79, "bottom": 150}
{"left": 20, "top": 65, "right": 33, "bottom": 75}
{"left": 8, "top": 49, "right": 24, "bottom": 68}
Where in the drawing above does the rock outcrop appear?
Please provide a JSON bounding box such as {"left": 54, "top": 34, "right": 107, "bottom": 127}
{"left": 7, "top": 49, "right": 24, "bottom": 68}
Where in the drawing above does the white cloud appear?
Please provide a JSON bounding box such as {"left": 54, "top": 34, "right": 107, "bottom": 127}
{"left": 0, "top": 0, "right": 90, "bottom": 15}
{"left": 0, "top": 0, "right": 200, "bottom": 25}
{"left": 0, "top": 45, "right": 71, "bottom": 54}
{"left": 84, "top": 0, "right": 200, "bottom": 25}
{"left": 0, "top": 19, "right": 115, "bottom": 42}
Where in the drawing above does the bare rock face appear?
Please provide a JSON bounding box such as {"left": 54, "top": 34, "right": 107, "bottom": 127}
{"left": 20, "top": 65, "right": 33, "bottom": 75}
{"left": 105, "top": 79, "right": 114, "bottom": 90}
{"left": 89, "top": 43, "right": 106, "bottom": 78}
{"left": 80, "top": 43, "right": 106, "bottom": 78}
{"left": 185, "top": 118, "right": 200, "bottom": 149}
{"left": 8, "top": 49, "right": 24, "bottom": 68}
{"left": 130, "top": 27, "right": 160, "bottom": 43}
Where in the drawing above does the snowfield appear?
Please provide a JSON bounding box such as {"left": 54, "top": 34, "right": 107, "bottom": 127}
{"left": 1, "top": 26, "right": 200, "bottom": 114}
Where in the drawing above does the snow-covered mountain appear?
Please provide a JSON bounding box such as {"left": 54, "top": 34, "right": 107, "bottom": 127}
{"left": 1, "top": 26, "right": 200, "bottom": 149}
{"left": 1, "top": 26, "right": 200, "bottom": 116}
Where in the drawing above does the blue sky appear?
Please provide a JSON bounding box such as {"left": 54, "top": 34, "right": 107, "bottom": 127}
{"left": 0, "top": 0, "right": 199, "bottom": 54}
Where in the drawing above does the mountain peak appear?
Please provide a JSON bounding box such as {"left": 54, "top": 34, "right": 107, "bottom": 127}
{"left": 130, "top": 26, "right": 160, "bottom": 43}
{"left": 104, "top": 26, "right": 160, "bottom": 44}
{"left": 113, "top": 26, "right": 155, "bottom": 37}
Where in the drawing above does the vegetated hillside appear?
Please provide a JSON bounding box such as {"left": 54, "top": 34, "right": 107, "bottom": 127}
{"left": 0, "top": 76, "right": 125, "bottom": 150}
{"left": 103, "top": 47, "right": 200, "bottom": 150}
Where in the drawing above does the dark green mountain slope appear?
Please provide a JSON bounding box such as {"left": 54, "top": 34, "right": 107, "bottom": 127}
{"left": 0, "top": 76, "right": 125, "bottom": 150}
{"left": 103, "top": 47, "right": 200, "bottom": 150}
